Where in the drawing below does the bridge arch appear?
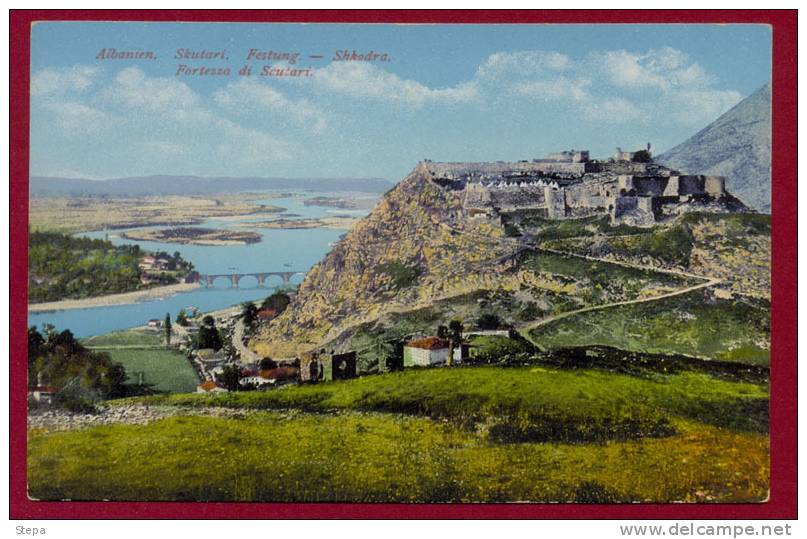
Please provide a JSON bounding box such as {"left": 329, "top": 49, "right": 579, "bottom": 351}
{"left": 237, "top": 275, "right": 259, "bottom": 289}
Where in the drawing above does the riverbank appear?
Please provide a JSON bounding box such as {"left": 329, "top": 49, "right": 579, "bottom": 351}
{"left": 121, "top": 227, "right": 262, "bottom": 246}
{"left": 28, "top": 282, "right": 200, "bottom": 313}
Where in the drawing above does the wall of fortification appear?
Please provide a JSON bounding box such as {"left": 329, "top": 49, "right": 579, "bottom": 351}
{"left": 705, "top": 176, "right": 726, "bottom": 196}
{"left": 544, "top": 187, "right": 567, "bottom": 219}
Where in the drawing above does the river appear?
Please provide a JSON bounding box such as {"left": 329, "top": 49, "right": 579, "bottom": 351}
{"left": 27, "top": 192, "right": 372, "bottom": 338}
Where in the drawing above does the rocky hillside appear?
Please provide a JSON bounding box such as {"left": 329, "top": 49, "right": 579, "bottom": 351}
{"left": 657, "top": 83, "right": 771, "bottom": 212}
{"left": 251, "top": 164, "right": 519, "bottom": 357}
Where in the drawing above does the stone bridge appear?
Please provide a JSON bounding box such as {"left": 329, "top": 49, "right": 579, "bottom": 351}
{"left": 197, "top": 271, "right": 304, "bottom": 288}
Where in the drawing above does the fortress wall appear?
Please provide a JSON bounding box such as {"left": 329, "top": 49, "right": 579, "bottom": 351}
{"left": 611, "top": 195, "right": 655, "bottom": 222}
{"left": 489, "top": 186, "right": 546, "bottom": 210}
{"left": 678, "top": 175, "right": 706, "bottom": 195}
{"left": 565, "top": 182, "right": 603, "bottom": 208}
{"left": 425, "top": 161, "right": 585, "bottom": 178}
{"left": 633, "top": 177, "right": 669, "bottom": 197}
{"left": 463, "top": 182, "right": 493, "bottom": 209}
{"left": 544, "top": 187, "right": 567, "bottom": 219}
{"left": 617, "top": 175, "right": 635, "bottom": 193}
{"left": 705, "top": 176, "right": 726, "bottom": 196}
{"left": 663, "top": 176, "right": 681, "bottom": 197}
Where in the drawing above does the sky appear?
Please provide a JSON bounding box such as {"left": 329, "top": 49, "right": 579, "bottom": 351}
{"left": 30, "top": 22, "right": 771, "bottom": 182}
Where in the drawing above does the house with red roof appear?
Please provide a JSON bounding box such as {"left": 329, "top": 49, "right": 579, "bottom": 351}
{"left": 196, "top": 380, "right": 228, "bottom": 394}
{"left": 403, "top": 336, "right": 450, "bottom": 367}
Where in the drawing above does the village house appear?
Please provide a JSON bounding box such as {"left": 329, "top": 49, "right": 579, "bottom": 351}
{"left": 195, "top": 348, "right": 226, "bottom": 366}
{"left": 402, "top": 337, "right": 467, "bottom": 367}
{"left": 29, "top": 385, "right": 58, "bottom": 405}
{"left": 196, "top": 380, "right": 228, "bottom": 394}
{"left": 403, "top": 337, "right": 450, "bottom": 367}
{"left": 138, "top": 255, "right": 156, "bottom": 270}
{"left": 147, "top": 318, "right": 162, "bottom": 328}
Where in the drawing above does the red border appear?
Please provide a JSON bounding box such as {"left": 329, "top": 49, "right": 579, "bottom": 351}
{"left": 9, "top": 9, "right": 797, "bottom": 520}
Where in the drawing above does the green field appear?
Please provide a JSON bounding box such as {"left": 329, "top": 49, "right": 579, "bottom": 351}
{"left": 29, "top": 365, "right": 769, "bottom": 502}
{"left": 123, "top": 365, "right": 769, "bottom": 435}
{"left": 81, "top": 328, "right": 199, "bottom": 393}
{"left": 27, "top": 411, "right": 768, "bottom": 503}
{"left": 97, "top": 348, "right": 199, "bottom": 394}
{"left": 83, "top": 328, "right": 164, "bottom": 348}
{"left": 527, "top": 289, "right": 770, "bottom": 365}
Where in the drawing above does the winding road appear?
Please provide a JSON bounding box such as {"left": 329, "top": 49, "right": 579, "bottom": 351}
{"left": 233, "top": 318, "right": 261, "bottom": 364}
{"left": 517, "top": 245, "right": 722, "bottom": 345}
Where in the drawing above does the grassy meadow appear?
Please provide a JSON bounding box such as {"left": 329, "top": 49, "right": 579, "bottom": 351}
{"left": 28, "top": 365, "right": 769, "bottom": 502}
{"left": 83, "top": 328, "right": 199, "bottom": 394}
{"left": 527, "top": 289, "right": 770, "bottom": 365}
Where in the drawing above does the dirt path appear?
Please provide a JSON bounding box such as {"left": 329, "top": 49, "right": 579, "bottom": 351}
{"left": 233, "top": 318, "right": 261, "bottom": 364}
{"left": 517, "top": 246, "right": 721, "bottom": 345}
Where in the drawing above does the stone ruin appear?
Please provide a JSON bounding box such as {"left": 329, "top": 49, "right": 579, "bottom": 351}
{"left": 423, "top": 146, "right": 740, "bottom": 227}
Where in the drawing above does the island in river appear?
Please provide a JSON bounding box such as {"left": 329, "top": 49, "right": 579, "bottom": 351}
{"left": 236, "top": 215, "right": 361, "bottom": 230}
{"left": 121, "top": 227, "right": 263, "bottom": 245}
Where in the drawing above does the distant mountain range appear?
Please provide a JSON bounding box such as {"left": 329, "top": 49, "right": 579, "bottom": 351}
{"left": 29, "top": 175, "right": 395, "bottom": 197}
{"left": 657, "top": 83, "right": 771, "bottom": 213}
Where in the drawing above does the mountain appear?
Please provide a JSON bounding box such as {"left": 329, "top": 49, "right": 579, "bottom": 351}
{"left": 29, "top": 175, "right": 394, "bottom": 197}
{"left": 656, "top": 83, "right": 771, "bottom": 212}
{"left": 251, "top": 163, "right": 519, "bottom": 358}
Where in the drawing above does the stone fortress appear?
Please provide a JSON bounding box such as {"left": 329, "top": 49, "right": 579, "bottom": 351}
{"left": 423, "top": 145, "right": 742, "bottom": 226}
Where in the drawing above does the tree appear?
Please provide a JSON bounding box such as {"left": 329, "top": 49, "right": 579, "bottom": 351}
{"left": 26, "top": 324, "right": 128, "bottom": 408}
{"left": 447, "top": 319, "right": 463, "bottom": 367}
{"left": 176, "top": 308, "right": 188, "bottom": 326}
{"left": 197, "top": 317, "right": 223, "bottom": 351}
{"left": 241, "top": 301, "right": 258, "bottom": 328}
{"left": 261, "top": 291, "right": 291, "bottom": 313}
{"left": 436, "top": 325, "right": 448, "bottom": 339}
{"left": 164, "top": 313, "right": 172, "bottom": 347}
{"left": 477, "top": 313, "right": 501, "bottom": 330}
{"left": 217, "top": 365, "right": 241, "bottom": 392}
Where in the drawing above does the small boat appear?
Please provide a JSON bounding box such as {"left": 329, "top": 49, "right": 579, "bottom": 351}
{"left": 283, "top": 263, "right": 292, "bottom": 267}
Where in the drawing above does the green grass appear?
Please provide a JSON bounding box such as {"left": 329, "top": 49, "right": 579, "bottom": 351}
{"left": 528, "top": 290, "right": 770, "bottom": 365}
{"left": 30, "top": 365, "right": 770, "bottom": 502}
{"left": 27, "top": 411, "right": 768, "bottom": 502}
{"left": 119, "top": 365, "right": 769, "bottom": 435}
{"left": 520, "top": 250, "right": 695, "bottom": 303}
{"left": 521, "top": 215, "right": 645, "bottom": 241}
{"left": 82, "top": 328, "right": 164, "bottom": 348}
{"left": 97, "top": 348, "right": 199, "bottom": 393}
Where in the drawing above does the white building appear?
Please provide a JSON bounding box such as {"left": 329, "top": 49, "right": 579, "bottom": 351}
{"left": 403, "top": 337, "right": 450, "bottom": 367}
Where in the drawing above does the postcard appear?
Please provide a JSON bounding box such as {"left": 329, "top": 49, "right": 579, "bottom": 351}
{"left": 9, "top": 10, "right": 797, "bottom": 519}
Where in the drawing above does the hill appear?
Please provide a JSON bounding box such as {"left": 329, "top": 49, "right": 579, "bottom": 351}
{"left": 657, "top": 83, "right": 771, "bottom": 212}
{"left": 30, "top": 175, "right": 394, "bottom": 197}
{"left": 250, "top": 160, "right": 760, "bottom": 361}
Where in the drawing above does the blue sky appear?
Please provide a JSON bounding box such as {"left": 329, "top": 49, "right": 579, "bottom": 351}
{"left": 30, "top": 22, "right": 771, "bottom": 181}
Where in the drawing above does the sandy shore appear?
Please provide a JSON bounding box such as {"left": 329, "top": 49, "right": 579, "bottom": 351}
{"left": 28, "top": 282, "right": 200, "bottom": 313}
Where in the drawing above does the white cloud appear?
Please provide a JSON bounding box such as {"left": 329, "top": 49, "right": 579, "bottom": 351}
{"left": 476, "top": 50, "right": 572, "bottom": 80}
{"left": 101, "top": 66, "right": 200, "bottom": 115}
{"left": 593, "top": 47, "right": 715, "bottom": 91}
{"left": 214, "top": 78, "right": 327, "bottom": 133}
{"left": 41, "top": 100, "right": 110, "bottom": 134}
{"left": 473, "top": 46, "right": 741, "bottom": 126}
{"left": 32, "top": 65, "right": 295, "bottom": 172}
{"left": 512, "top": 77, "right": 591, "bottom": 102}
{"left": 310, "top": 62, "right": 479, "bottom": 107}
{"left": 31, "top": 65, "right": 99, "bottom": 96}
